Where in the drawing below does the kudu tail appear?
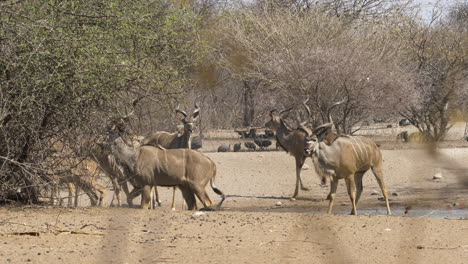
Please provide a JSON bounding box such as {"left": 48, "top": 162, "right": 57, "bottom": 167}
{"left": 199, "top": 168, "right": 226, "bottom": 211}
{"left": 210, "top": 177, "right": 225, "bottom": 196}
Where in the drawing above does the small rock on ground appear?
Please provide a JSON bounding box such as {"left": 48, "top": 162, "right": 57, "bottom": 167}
{"left": 433, "top": 172, "right": 443, "bottom": 179}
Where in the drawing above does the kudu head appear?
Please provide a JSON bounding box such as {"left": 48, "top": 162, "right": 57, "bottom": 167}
{"left": 265, "top": 107, "right": 293, "bottom": 131}
{"left": 175, "top": 103, "right": 200, "bottom": 134}
{"left": 303, "top": 122, "right": 333, "bottom": 156}
{"left": 107, "top": 108, "right": 135, "bottom": 147}
{"left": 302, "top": 98, "right": 345, "bottom": 156}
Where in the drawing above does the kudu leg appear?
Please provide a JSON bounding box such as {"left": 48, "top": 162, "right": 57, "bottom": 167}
{"left": 192, "top": 185, "right": 214, "bottom": 208}
{"left": 140, "top": 185, "right": 152, "bottom": 209}
{"left": 110, "top": 178, "right": 121, "bottom": 207}
{"left": 68, "top": 182, "right": 79, "bottom": 207}
{"left": 149, "top": 187, "right": 154, "bottom": 209}
{"left": 179, "top": 185, "right": 197, "bottom": 210}
{"left": 83, "top": 181, "right": 100, "bottom": 207}
{"left": 121, "top": 181, "right": 137, "bottom": 207}
{"left": 171, "top": 187, "right": 177, "bottom": 211}
{"left": 292, "top": 157, "right": 309, "bottom": 199}
{"left": 50, "top": 185, "right": 57, "bottom": 206}
{"left": 327, "top": 178, "right": 338, "bottom": 214}
{"left": 67, "top": 183, "right": 76, "bottom": 207}
{"left": 127, "top": 187, "right": 142, "bottom": 208}
{"left": 345, "top": 175, "right": 358, "bottom": 215}
{"left": 148, "top": 186, "right": 160, "bottom": 209}
{"left": 354, "top": 172, "right": 365, "bottom": 206}
{"left": 154, "top": 186, "right": 162, "bottom": 207}
{"left": 96, "top": 184, "right": 106, "bottom": 207}
{"left": 371, "top": 166, "right": 392, "bottom": 215}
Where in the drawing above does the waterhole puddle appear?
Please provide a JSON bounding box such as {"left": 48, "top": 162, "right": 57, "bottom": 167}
{"left": 225, "top": 205, "right": 467, "bottom": 219}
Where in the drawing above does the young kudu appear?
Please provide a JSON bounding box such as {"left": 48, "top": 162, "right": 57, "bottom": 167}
{"left": 140, "top": 104, "right": 200, "bottom": 210}
{"left": 46, "top": 141, "right": 106, "bottom": 207}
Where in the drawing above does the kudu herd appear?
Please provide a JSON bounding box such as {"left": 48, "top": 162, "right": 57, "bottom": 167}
{"left": 106, "top": 114, "right": 225, "bottom": 211}
{"left": 265, "top": 98, "right": 391, "bottom": 215}
{"left": 45, "top": 97, "right": 393, "bottom": 216}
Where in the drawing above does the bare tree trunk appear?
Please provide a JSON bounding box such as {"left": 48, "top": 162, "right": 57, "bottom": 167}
{"left": 464, "top": 122, "right": 468, "bottom": 140}
{"left": 242, "top": 80, "right": 258, "bottom": 127}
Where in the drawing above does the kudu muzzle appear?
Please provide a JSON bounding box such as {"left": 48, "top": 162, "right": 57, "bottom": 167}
{"left": 304, "top": 137, "right": 316, "bottom": 156}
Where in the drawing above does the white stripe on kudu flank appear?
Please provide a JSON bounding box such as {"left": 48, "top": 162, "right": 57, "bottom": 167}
{"left": 182, "top": 149, "right": 185, "bottom": 175}
{"left": 349, "top": 136, "right": 363, "bottom": 162}
{"left": 163, "top": 148, "right": 168, "bottom": 173}
{"left": 347, "top": 137, "right": 359, "bottom": 160}
{"left": 356, "top": 137, "right": 369, "bottom": 161}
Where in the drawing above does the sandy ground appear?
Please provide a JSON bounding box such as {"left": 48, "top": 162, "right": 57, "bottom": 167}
{"left": 1, "top": 143, "right": 467, "bottom": 263}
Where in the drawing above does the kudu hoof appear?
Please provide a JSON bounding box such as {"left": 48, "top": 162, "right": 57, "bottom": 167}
{"left": 199, "top": 196, "right": 226, "bottom": 211}
{"left": 199, "top": 206, "right": 219, "bottom": 211}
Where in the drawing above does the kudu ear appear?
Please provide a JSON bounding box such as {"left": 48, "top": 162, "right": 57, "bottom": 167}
{"left": 280, "top": 107, "right": 293, "bottom": 119}
{"left": 116, "top": 107, "right": 134, "bottom": 122}
{"left": 297, "top": 122, "right": 312, "bottom": 136}
{"left": 175, "top": 106, "right": 188, "bottom": 121}
{"left": 192, "top": 103, "right": 200, "bottom": 120}
{"left": 313, "top": 122, "right": 333, "bottom": 141}
{"left": 107, "top": 118, "right": 122, "bottom": 133}
{"left": 269, "top": 109, "right": 277, "bottom": 118}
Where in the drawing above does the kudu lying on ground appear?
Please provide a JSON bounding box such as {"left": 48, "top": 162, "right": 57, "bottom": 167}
{"left": 140, "top": 104, "right": 200, "bottom": 210}
{"left": 302, "top": 123, "right": 392, "bottom": 215}
{"left": 107, "top": 120, "right": 225, "bottom": 210}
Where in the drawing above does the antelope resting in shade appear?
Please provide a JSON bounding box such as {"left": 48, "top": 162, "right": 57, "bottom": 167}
{"left": 302, "top": 122, "right": 392, "bottom": 215}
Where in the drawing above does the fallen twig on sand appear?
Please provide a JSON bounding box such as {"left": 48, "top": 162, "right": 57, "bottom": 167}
{"left": 0, "top": 229, "right": 104, "bottom": 236}
{"left": 45, "top": 223, "right": 104, "bottom": 235}
{"left": 79, "top": 223, "right": 106, "bottom": 230}
{"left": 260, "top": 240, "right": 330, "bottom": 248}
{"left": 415, "top": 245, "right": 461, "bottom": 250}
{"left": 0, "top": 217, "right": 17, "bottom": 225}
{"left": 0, "top": 231, "right": 40, "bottom": 236}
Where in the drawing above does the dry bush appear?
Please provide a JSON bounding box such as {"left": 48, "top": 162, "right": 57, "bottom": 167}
{"left": 207, "top": 4, "right": 417, "bottom": 132}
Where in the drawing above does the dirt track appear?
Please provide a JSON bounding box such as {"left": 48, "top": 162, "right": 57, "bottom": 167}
{"left": 1, "top": 146, "right": 467, "bottom": 263}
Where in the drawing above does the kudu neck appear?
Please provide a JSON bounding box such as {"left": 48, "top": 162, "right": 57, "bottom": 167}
{"left": 180, "top": 129, "right": 191, "bottom": 148}
{"left": 276, "top": 119, "right": 293, "bottom": 137}
{"left": 111, "top": 134, "right": 138, "bottom": 171}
